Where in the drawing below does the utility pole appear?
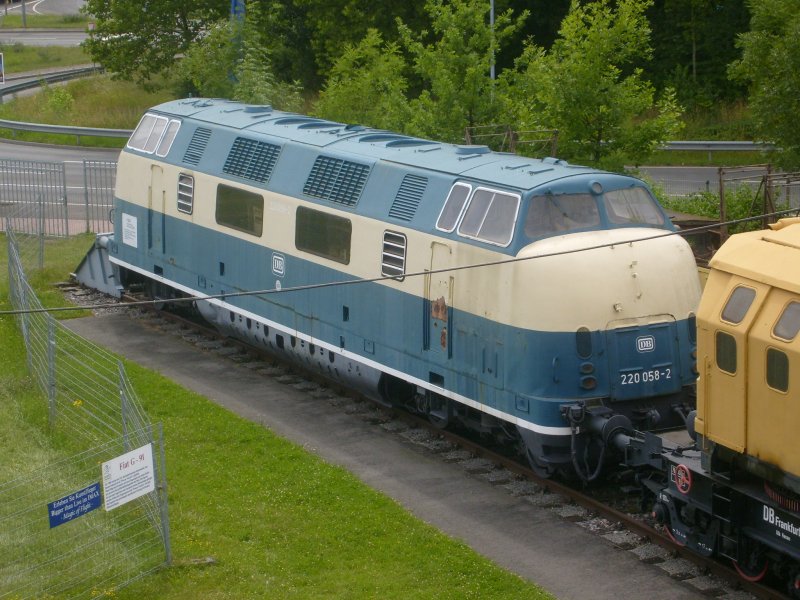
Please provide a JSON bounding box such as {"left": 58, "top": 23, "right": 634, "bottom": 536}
{"left": 490, "top": 0, "right": 495, "bottom": 81}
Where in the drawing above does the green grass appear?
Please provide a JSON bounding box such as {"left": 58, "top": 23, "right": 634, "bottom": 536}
{"left": 0, "top": 235, "right": 553, "bottom": 600}
{"left": 0, "top": 13, "right": 89, "bottom": 29}
{"left": 0, "top": 42, "right": 90, "bottom": 72}
{"left": 0, "top": 74, "right": 176, "bottom": 147}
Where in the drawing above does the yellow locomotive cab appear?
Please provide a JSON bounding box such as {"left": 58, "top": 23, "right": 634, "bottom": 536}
{"left": 696, "top": 218, "right": 800, "bottom": 478}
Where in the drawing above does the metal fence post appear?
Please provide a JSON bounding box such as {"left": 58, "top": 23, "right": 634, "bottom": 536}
{"left": 83, "top": 160, "right": 90, "bottom": 233}
{"left": 38, "top": 193, "right": 44, "bottom": 269}
{"left": 61, "top": 162, "right": 69, "bottom": 236}
{"left": 118, "top": 361, "right": 129, "bottom": 451}
{"left": 47, "top": 316, "right": 57, "bottom": 427}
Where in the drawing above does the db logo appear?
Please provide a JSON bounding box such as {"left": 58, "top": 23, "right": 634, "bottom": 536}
{"left": 672, "top": 464, "right": 692, "bottom": 494}
{"left": 272, "top": 253, "right": 285, "bottom": 277}
{"left": 636, "top": 335, "right": 655, "bottom": 353}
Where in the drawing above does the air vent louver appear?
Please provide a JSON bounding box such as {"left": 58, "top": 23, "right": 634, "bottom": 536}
{"left": 183, "top": 127, "right": 211, "bottom": 165}
{"left": 389, "top": 174, "right": 427, "bottom": 221}
{"left": 223, "top": 137, "right": 281, "bottom": 184}
{"left": 303, "top": 156, "right": 370, "bottom": 207}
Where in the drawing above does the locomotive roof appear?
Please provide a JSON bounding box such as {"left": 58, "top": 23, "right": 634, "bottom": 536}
{"left": 710, "top": 218, "right": 800, "bottom": 294}
{"left": 146, "top": 98, "right": 601, "bottom": 191}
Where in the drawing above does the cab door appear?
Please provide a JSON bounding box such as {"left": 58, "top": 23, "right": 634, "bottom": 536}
{"left": 148, "top": 164, "right": 166, "bottom": 255}
{"left": 425, "top": 241, "right": 453, "bottom": 358}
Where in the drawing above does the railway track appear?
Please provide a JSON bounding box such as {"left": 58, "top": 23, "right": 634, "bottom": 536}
{"left": 61, "top": 285, "right": 784, "bottom": 599}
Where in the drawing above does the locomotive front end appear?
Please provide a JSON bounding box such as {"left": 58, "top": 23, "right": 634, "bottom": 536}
{"left": 511, "top": 178, "right": 701, "bottom": 478}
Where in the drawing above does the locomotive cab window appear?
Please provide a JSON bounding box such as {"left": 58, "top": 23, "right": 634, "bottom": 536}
{"left": 296, "top": 206, "right": 351, "bottom": 264}
{"left": 127, "top": 113, "right": 181, "bottom": 155}
{"left": 525, "top": 194, "right": 600, "bottom": 237}
{"left": 436, "top": 183, "right": 472, "bottom": 232}
{"left": 716, "top": 331, "right": 737, "bottom": 374}
{"left": 215, "top": 184, "right": 263, "bottom": 236}
{"left": 603, "top": 187, "right": 665, "bottom": 226}
{"left": 774, "top": 301, "right": 800, "bottom": 341}
{"left": 457, "top": 188, "right": 520, "bottom": 246}
{"left": 766, "top": 348, "right": 789, "bottom": 392}
{"left": 721, "top": 286, "right": 756, "bottom": 324}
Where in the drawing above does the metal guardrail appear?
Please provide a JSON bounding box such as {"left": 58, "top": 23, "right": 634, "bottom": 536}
{"left": 0, "top": 65, "right": 103, "bottom": 98}
{"left": 660, "top": 140, "right": 774, "bottom": 152}
{"left": 0, "top": 117, "right": 132, "bottom": 138}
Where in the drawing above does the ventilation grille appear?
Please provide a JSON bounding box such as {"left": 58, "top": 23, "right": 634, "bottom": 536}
{"left": 381, "top": 231, "right": 407, "bottom": 279}
{"left": 303, "top": 156, "right": 370, "bottom": 207}
{"left": 183, "top": 127, "right": 212, "bottom": 165}
{"left": 223, "top": 137, "right": 281, "bottom": 183}
{"left": 389, "top": 174, "right": 428, "bottom": 221}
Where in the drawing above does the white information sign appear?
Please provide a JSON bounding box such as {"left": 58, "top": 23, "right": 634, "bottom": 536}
{"left": 102, "top": 443, "right": 155, "bottom": 511}
{"left": 121, "top": 213, "right": 138, "bottom": 248}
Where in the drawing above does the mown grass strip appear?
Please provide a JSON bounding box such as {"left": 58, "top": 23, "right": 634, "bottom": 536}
{"left": 0, "top": 235, "right": 552, "bottom": 599}
{"left": 0, "top": 13, "right": 89, "bottom": 29}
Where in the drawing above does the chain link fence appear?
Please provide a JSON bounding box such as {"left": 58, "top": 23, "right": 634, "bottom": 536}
{"left": 0, "top": 159, "right": 115, "bottom": 239}
{"left": 3, "top": 218, "right": 171, "bottom": 597}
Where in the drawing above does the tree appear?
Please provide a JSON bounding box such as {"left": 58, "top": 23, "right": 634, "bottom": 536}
{"left": 729, "top": 0, "right": 800, "bottom": 168}
{"left": 647, "top": 0, "right": 750, "bottom": 108}
{"left": 398, "top": 0, "right": 528, "bottom": 142}
{"left": 175, "top": 2, "right": 303, "bottom": 112}
{"left": 82, "top": 0, "right": 226, "bottom": 83}
{"left": 501, "top": 0, "right": 682, "bottom": 169}
{"left": 313, "top": 29, "right": 412, "bottom": 131}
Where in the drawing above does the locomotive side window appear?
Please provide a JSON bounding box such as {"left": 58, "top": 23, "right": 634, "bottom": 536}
{"left": 215, "top": 184, "right": 263, "bottom": 236}
{"left": 773, "top": 301, "right": 800, "bottom": 341}
{"left": 721, "top": 286, "right": 756, "bottom": 324}
{"left": 177, "top": 174, "right": 194, "bottom": 214}
{"left": 457, "top": 188, "right": 520, "bottom": 246}
{"left": 716, "top": 331, "right": 737, "bottom": 374}
{"left": 525, "top": 194, "right": 600, "bottom": 237}
{"left": 296, "top": 206, "right": 351, "bottom": 264}
{"left": 766, "top": 348, "right": 789, "bottom": 392}
{"left": 604, "top": 188, "right": 665, "bottom": 226}
{"left": 436, "top": 183, "right": 471, "bottom": 232}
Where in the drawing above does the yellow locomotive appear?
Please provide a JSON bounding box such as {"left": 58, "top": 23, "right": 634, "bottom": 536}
{"left": 628, "top": 218, "right": 800, "bottom": 594}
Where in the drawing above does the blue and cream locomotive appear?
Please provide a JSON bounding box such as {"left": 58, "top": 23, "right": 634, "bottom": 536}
{"left": 100, "top": 98, "right": 701, "bottom": 477}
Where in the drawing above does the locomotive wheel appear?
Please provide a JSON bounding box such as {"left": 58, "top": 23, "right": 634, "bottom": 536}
{"left": 733, "top": 548, "right": 768, "bottom": 582}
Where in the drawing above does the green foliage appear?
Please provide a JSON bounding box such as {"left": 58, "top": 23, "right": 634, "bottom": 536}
{"left": 660, "top": 185, "right": 785, "bottom": 234}
{"left": 398, "top": 0, "right": 528, "bottom": 142}
{"left": 175, "top": 3, "right": 303, "bottom": 111}
{"left": 42, "top": 85, "right": 75, "bottom": 116}
{"left": 314, "top": 29, "right": 412, "bottom": 130}
{"left": 81, "top": 0, "right": 226, "bottom": 83}
{"left": 501, "top": 0, "right": 683, "bottom": 170}
{"left": 729, "top": 0, "right": 800, "bottom": 169}
{"left": 0, "top": 43, "right": 89, "bottom": 73}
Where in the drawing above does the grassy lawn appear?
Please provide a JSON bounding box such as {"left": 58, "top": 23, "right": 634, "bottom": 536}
{"left": 0, "top": 43, "right": 90, "bottom": 73}
{"left": 0, "top": 235, "right": 553, "bottom": 599}
{"left": 0, "top": 13, "right": 89, "bottom": 29}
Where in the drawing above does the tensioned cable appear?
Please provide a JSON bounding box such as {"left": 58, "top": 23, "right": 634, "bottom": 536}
{"left": 2, "top": 207, "right": 799, "bottom": 317}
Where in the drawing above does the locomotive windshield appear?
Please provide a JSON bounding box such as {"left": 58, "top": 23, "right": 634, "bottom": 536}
{"left": 524, "top": 186, "right": 665, "bottom": 239}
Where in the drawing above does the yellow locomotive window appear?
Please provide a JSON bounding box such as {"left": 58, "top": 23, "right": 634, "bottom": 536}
{"left": 716, "top": 331, "right": 737, "bottom": 374}
{"left": 766, "top": 348, "right": 789, "bottom": 392}
{"left": 774, "top": 301, "right": 800, "bottom": 341}
{"left": 721, "top": 286, "right": 756, "bottom": 324}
